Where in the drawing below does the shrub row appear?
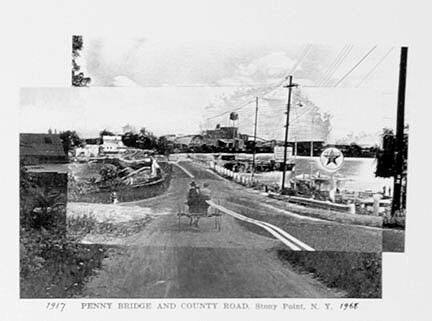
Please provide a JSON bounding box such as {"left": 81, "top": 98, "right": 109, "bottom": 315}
{"left": 277, "top": 250, "right": 382, "bottom": 298}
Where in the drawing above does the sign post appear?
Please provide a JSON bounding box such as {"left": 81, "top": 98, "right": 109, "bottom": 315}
{"left": 274, "top": 146, "right": 293, "bottom": 162}
{"left": 319, "top": 147, "right": 344, "bottom": 172}
{"left": 274, "top": 146, "right": 293, "bottom": 189}
{"left": 319, "top": 147, "right": 345, "bottom": 202}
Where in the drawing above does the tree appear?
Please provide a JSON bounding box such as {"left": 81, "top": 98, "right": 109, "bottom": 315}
{"left": 348, "top": 143, "right": 363, "bottom": 158}
{"left": 99, "top": 164, "right": 119, "bottom": 182}
{"left": 122, "top": 131, "right": 140, "bottom": 148}
{"left": 99, "top": 129, "right": 115, "bottom": 138}
{"left": 72, "top": 35, "right": 91, "bottom": 87}
{"left": 376, "top": 126, "right": 408, "bottom": 178}
{"left": 137, "top": 127, "right": 157, "bottom": 149}
{"left": 156, "top": 136, "right": 172, "bottom": 155}
{"left": 59, "top": 130, "right": 82, "bottom": 154}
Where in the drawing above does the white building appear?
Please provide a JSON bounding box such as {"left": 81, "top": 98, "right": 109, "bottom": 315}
{"left": 75, "top": 144, "right": 100, "bottom": 158}
{"left": 101, "top": 136, "right": 127, "bottom": 154}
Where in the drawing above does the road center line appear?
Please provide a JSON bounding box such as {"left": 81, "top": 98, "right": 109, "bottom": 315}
{"left": 171, "top": 162, "right": 195, "bottom": 178}
{"left": 207, "top": 201, "right": 314, "bottom": 251}
{"left": 259, "top": 221, "right": 315, "bottom": 251}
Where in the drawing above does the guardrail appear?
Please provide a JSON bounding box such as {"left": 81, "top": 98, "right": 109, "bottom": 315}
{"left": 268, "top": 193, "right": 356, "bottom": 214}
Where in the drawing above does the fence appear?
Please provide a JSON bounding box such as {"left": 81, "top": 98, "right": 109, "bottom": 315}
{"left": 211, "top": 163, "right": 262, "bottom": 187}
{"left": 204, "top": 157, "right": 360, "bottom": 215}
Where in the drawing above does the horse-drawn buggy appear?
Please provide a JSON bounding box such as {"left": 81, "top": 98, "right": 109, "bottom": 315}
{"left": 177, "top": 181, "right": 222, "bottom": 231}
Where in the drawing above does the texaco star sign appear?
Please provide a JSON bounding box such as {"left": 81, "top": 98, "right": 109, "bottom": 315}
{"left": 319, "top": 147, "right": 344, "bottom": 172}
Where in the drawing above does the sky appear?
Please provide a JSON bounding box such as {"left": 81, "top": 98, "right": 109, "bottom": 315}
{"left": 20, "top": 38, "right": 405, "bottom": 145}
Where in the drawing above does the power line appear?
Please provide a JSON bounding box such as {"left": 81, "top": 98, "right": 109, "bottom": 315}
{"left": 356, "top": 47, "right": 394, "bottom": 88}
{"left": 205, "top": 98, "right": 256, "bottom": 121}
{"left": 287, "top": 44, "right": 312, "bottom": 76}
{"left": 204, "top": 45, "right": 312, "bottom": 122}
{"left": 321, "top": 44, "right": 354, "bottom": 87}
{"left": 252, "top": 44, "right": 312, "bottom": 98}
{"left": 316, "top": 44, "right": 350, "bottom": 86}
{"left": 333, "top": 45, "right": 378, "bottom": 87}
{"left": 289, "top": 106, "right": 315, "bottom": 124}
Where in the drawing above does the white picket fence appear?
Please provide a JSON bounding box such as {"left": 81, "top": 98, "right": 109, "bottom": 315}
{"left": 211, "top": 162, "right": 261, "bottom": 187}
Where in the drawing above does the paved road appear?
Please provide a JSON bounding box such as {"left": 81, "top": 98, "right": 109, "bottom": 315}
{"left": 174, "top": 160, "right": 386, "bottom": 252}
{"left": 82, "top": 159, "right": 399, "bottom": 298}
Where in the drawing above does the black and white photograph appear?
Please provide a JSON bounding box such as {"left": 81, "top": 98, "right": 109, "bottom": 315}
{"left": 18, "top": 37, "right": 409, "bottom": 299}
{"left": 2, "top": 1, "right": 430, "bottom": 320}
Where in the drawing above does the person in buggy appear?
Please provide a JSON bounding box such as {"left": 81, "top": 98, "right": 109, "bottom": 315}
{"left": 187, "top": 181, "right": 211, "bottom": 227}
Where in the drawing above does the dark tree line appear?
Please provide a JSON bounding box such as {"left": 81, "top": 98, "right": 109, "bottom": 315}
{"left": 122, "top": 128, "right": 171, "bottom": 154}
{"left": 59, "top": 130, "right": 83, "bottom": 155}
{"left": 72, "top": 35, "right": 91, "bottom": 87}
{"left": 56, "top": 127, "right": 179, "bottom": 156}
{"left": 375, "top": 127, "right": 408, "bottom": 178}
{"left": 99, "top": 129, "right": 115, "bottom": 138}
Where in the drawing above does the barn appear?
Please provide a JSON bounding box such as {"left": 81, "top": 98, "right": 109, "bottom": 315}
{"left": 20, "top": 133, "right": 67, "bottom": 165}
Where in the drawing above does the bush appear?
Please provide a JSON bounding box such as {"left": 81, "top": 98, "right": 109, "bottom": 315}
{"left": 20, "top": 226, "right": 110, "bottom": 298}
{"left": 99, "top": 163, "right": 119, "bottom": 181}
{"left": 278, "top": 250, "right": 382, "bottom": 298}
{"left": 20, "top": 165, "right": 110, "bottom": 298}
{"left": 383, "top": 209, "right": 406, "bottom": 228}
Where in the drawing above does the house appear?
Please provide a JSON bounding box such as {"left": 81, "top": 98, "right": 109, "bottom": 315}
{"left": 84, "top": 137, "right": 101, "bottom": 145}
{"left": 101, "top": 136, "right": 127, "bottom": 154}
{"left": 20, "top": 133, "right": 67, "bottom": 165}
{"left": 20, "top": 134, "right": 69, "bottom": 233}
{"left": 202, "top": 126, "right": 246, "bottom": 150}
{"left": 74, "top": 144, "right": 100, "bottom": 158}
{"left": 174, "top": 135, "right": 204, "bottom": 150}
{"left": 204, "top": 126, "right": 238, "bottom": 141}
{"left": 213, "top": 138, "right": 245, "bottom": 150}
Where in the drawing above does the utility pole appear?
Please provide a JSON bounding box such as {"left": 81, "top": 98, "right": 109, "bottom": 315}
{"left": 391, "top": 47, "right": 408, "bottom": 216}
{"left": 281, "top": 76, "right": 298, "bottom": 191}
{"left": 252, "top": 96, "right": 259, "bottom": 177}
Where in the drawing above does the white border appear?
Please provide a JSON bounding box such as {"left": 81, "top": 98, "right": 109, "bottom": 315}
{"left": 1, "top": 1, "right": 431, "bottom": 320}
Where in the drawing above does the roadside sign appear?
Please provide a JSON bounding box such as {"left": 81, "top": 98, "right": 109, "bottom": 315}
{"left": 319, "top": 147, "right": 344, "bottom": 172}
{"left": 274, "top": 146, "right": 293, "bottom": 162}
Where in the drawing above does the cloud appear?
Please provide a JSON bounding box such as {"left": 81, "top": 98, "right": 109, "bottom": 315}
{"left": 217, "top": 52, "right": 296, "bottom": 86}
{"left": 239, "top": 52, "right": 296, "bottom": 77}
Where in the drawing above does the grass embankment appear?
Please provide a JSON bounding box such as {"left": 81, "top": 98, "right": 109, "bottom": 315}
{"left": 20, "top": 227, "right": 118, "bottom": 298}
{"left": 277, "top": 250, "right": 381, "bottom": 298}
{"left": 20, "top": 210, "right": 152, "bottom": 298}
{"left": 67, "top": 203, "right": 154, "bottom": 241}
{"left": 19, "top": 169, "right": 106, "bottom": 298}
{"left": 20, "top": 167, "right": 152, "bottom": 298}
{"left": 68, "top": 215, "right": 152, "bottom": 239}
